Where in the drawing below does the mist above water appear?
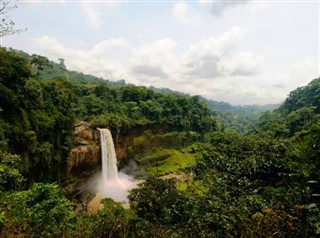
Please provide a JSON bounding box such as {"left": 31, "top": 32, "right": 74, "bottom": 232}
{"left": 96, "top": 171, "right": 137, "bottom": 203}
{"left": 92, "top": 128, "right": 137, "bottom": 203}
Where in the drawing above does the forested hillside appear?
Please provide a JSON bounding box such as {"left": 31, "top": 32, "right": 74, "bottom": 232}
{"left": 256, "top": 77, "right": 320, "bottom": 137}
{"left": 0, "top": 47, "right": 319, "bottom": 237}
{"left": 206, "top": 99, "right": 278, "bottom": 134}
{"left": 0, "top": 48, "right": 216, "bottom": 182}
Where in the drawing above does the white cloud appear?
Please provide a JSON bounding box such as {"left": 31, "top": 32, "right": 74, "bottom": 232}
{"left": 34, "top": 26, "right": 316, "bottom": 106}
{"left": 183, "top": 27, "right": 245, "bottom": 60}
{"left": 217, "top": 51, "right": 263, "bottom": 76}
{"left": 3, "top": 1, "right": 318, "bottom": 106}
{"left": 36, "top": 36, "right": 72, "bottom": 56}
{"left": 130, "top": 38, "right": 178, "bottom": 79}
{"left": 172, "top": 2, "right": 202, "bottom": 29}
{"left": 35, "top": 28, "right": 265, "bottom": 104}
{"left": 35, "top": 36, "right": 130, "bottom": 80}
{"left": 81, "top": 3, "right": 105, "bottom": 29}
{"left": 181, "top": 27, "right": 258, "bottom": 78}
{"left": 80, "top": 1, "right": 127, "bottom": 29}
{"left": 90, "top": 38, "right": 130, "bottom": 57}
{"left": 199, "top": 0, "right": 250, "bottom": 16}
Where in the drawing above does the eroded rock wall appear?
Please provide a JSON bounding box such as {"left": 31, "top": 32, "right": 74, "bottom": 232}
{"left": 66, "top": 122, "right": 171, "bottom": 179}
{"left": 66, "top": 122, "right": 100, "bottom": 178}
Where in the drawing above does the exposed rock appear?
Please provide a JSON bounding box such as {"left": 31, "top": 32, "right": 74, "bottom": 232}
{"left": 74, "top": 121, "right": 99, "bottom": 142}
{"left": 160, "top": 172, "right": 191, "bottom": 182}
{"left": 66, "top": 122, "right": 171, "bottom": 179}
{"left": 63, "top": 178, "right": 88, "bottom": 197}
{"left": 67, "top": 122, "right": 101, "bottom": 178}
{"left": 87, "top": 194, "right": 104, "bottom": 214}
{"left": 63, "top": 179, "right": 97, "bottom": 213}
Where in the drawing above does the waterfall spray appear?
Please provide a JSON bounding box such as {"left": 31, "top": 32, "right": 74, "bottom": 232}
{"left": 95, "top": 128, "right": 137, "bottom": 203}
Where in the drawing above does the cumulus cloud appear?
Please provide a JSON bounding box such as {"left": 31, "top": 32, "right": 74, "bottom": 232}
{"left": 36, "top": 36, "right": 72, "bottom": 56}
{"left": 35, "top": 27, "right": 265, "bottom": 104}
{"left": 132, "top": 65, "right": 168, "bottom": 79}
{"left": 172, "top": 2, "right": 203, "bottom": 29}
{"left": 35, "top": 26, "right": 315, "bottom": 105}
{"left": 199, "top": 0, "right": 250, "bottom": 16}
{"left": 130, "top": 38, "right": 178, "bottom": 79}
{"left": 90, "top": 38, "right": 130, "bottom": 58}
{"left": 217, "top": 51, "right": 263, "bottom": 76}
{"left": 183, "top": 27, "right": 245, "bottom": 61}
{"left": 35, "top": 36, "right": 130, "bottom": 80}
{"left": 181, "top": 27, "right": 261, "bottom": 78}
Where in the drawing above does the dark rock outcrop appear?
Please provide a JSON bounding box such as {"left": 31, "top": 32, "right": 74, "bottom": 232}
{"left": 66, "top": 122, "right": 100, "bottom": 178}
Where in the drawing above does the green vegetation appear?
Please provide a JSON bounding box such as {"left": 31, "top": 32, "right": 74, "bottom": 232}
{"left": 0, "top": 47, "right": 320, "bottom": 237}
{"left": 128, "top": 131, "right": 200, "bottom": 175}
{"left": 206, "top": 98, "right": 278, "bottom": 134}
{"left": 256, "top": 77, "right": 320, "bottom": 137}
{"left": 138, "top": 149, "right": 195, "bottom": 175}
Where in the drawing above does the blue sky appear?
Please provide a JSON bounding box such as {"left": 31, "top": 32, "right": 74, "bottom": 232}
{"left": 1, "top": 0, "right": 319, "bottom": 105}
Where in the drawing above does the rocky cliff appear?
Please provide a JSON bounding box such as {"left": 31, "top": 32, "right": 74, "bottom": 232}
{"left": 66, "top": 122, "right": 171, "bottom": 179}
{"left": 66, "top": 122, "right": 100, "bottom": 178}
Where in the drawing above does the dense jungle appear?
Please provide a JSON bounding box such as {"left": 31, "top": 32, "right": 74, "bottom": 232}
{"left": 0, "top": 47, "right": 320, "bottom": 237}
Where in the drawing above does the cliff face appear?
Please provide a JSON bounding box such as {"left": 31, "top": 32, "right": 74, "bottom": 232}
{"left": 66, "top": 122, "right": 100, "bottom": 178}
{"left": 66, "top": 122, "right": 170, "bottom": 179}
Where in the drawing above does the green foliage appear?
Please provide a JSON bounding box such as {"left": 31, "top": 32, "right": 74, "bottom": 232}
{"left": 249, "top": 207, "right": 303, "bottom": 237}
{"left": 206, "top": 99, "right": 278, "bottom": 134}
{"left": 1, "top": 183, "right": 77, "bottom": 237}
{"left": 128, "top": 131, "right": 199, "bottom": 175}
{"left": 1, "top": 48, "right": 319, "bottom": 237}
{"left": 0, "top": 151, "right": 25, "bottom": 191}
{"left": 255, "top": 77, "right": 320, "bottom": 137}
{"left": 81, "top": 198, "right": 137, "bottom": 238}
{"left": 128, "top": 131, "right": 200, "bottom": 158}
{"left": 30, "top": 54, "right": 51, "bottom": 78}
{"left": 0, "top": 48, "right": 76, "bottom": 182}
{"left": 291, "top": 124, "right": 320, "bottom": 180}
{"left": 139, "top": 149, "right": 195, "bottom": 175}
{"left": 0, "top": 47, "right": 31, "bottom": 91}
{"left": 0, "top": 47, "right": 218, "bottom": 183}
{"left": 280, "top": 77, "right": 320, "bottom": 114}
{"left": 188, "top": 132, "right": 317, "bottom": 236}
{"left": 129, "top": 177, "right": 189, "bottom": 226}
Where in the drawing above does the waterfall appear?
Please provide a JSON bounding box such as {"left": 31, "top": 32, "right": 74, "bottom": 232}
{"left": 95, "top": 128, "right": 137, "bottom": 203}
{"left": 99, "top": 128, "right": 118, "bottom": 181}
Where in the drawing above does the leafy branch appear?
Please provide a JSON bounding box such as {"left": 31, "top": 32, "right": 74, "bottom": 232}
{"left": 0, "top": 0, "right": 27, "bottom": 37}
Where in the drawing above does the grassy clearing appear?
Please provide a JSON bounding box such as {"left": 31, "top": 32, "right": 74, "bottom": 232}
{"left": 137, "top": 149, "right": 195, "bottom": 175}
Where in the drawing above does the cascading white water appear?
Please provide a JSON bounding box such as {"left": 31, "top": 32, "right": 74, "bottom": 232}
{"left": 95, "top": 128, "right": 137, "bottom": 203}
{"left": 99, "top": 128, "right": 118, "bottom": 181}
